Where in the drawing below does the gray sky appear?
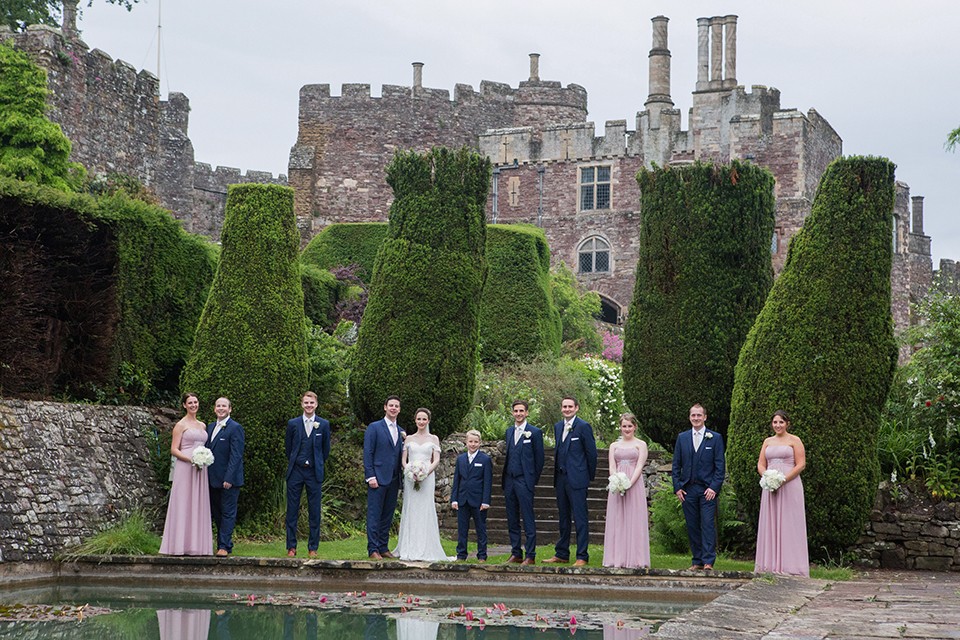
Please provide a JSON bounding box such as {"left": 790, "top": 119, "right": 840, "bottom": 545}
{"left": 80, "top": 0, "right": 959, "bottom": 265}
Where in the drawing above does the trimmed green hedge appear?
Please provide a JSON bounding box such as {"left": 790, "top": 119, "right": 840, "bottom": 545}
{"left": 479, "top": 224, "right": 561, "bottom": 362}
{"left": 622, "top": 161, "right": 776, "bottom": 448}
{"left": 181, "top": 184, "right": 308, "bottom": 523}
{"left": 300, "top": 222, "right": 389, "bottom": 283}
{"left": 349, "top": 147, "right": 490, "bottom": 438}
{"left": 300, "top": 262, "right": 342, "bottom": 328}
{"left": 727, "top": 157, "right": 898, "bottom": 557}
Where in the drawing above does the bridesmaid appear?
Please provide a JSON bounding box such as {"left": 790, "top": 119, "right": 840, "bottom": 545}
{"left": 602, "top": 413, "right": 650, "bottom": 568}
{"left": 159, "top": 392, "right": 213, "bottom": 555}
{"left": 754, "top": 409, "right": 809, "bottom": 576}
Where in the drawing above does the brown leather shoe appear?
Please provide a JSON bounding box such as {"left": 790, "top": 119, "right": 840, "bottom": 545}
{"left": 520, "top": 558, "right": 535, "bottom": 566}
{"left": 541, "top": 556, "right": 568, "bottom": 564}
{"left": 308, "top": 550, "right": 318, "bottom": 558}
{"left": 688, "top": 564, "right": 703, "bottom": 570}
{"left": 506, "top": 555, "right": 523, "bottom": 564}
{"left": 215, "top": 549, "right": 228, "bottom": 557}
{"left": 477, "top": 559, "right": 486, "bottom": 564}
{"left": 381, "top": 551, "right": 396, "bottom": 559}
{"left": 369, "top": 552, "right": 383, "bottom": 560}
{"left": 572, "top": 559, "right": 588, "bottom": 567}
{"left": 287, "top": 549, "right": 296, "bottom": 558}
{"left": 703, "top": 564, "right": 713, "bottom": 570}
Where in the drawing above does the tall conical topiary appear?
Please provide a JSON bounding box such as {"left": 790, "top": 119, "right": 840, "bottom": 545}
{"left": 727, "top": 156, "right": 897, "bottom": 558}
{"left": 349, "top": 147, "right": 490, "bottom": 438}
{"left": 181, "top": 184, "right": 308, "bottom": 523}
{"left": 479, "top": 224, "right": 561, "bottom": 363}
{"left": 622, "top": 161, "right": 776, "bottom": 448}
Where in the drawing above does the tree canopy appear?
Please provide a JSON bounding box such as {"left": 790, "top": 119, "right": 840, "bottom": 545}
{"left": 1, "top": 1, "right": 139, "bottom": 31}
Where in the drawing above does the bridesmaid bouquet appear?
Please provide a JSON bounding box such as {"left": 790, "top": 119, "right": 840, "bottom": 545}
{"left": 405, "top": 461, "right": 429, "bottom": 490}
{"left": 191, "top": 446, "right": 214, "bottom": 470}
{"left": 606, "top": 472, "right": 631, "bottom": 496}
{"left": 760, "top": 469, "right": 787, "bottom": 492}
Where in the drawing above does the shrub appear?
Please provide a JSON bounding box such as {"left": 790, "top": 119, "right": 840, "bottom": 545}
{"left": 181, "top": 184, "right": 309, "bottom": 523}
{"left": 300, "top": 222, "right": 389, "bottom": 283}
{"left": 349, "top": 148, "right": 490, "bottom": 438}
{"left": 300, "top": 262, "right": 342, "bottom": 328}
{"left": 479, "top": 224, "right": 562, "bottom": 363}
{"left": 551, "top": 262, "right": 602, "bottom": 353}
{"left": 649, "top": 480, "right": 744, "bottom": 555}
{"left": 727, "top": 157, "right": 898, "bottom": 558}
{"left": 62, "top": 510, "right": 161, "bottom": 558}
{"left": 623, "top": 161, "right": 776, "bottom": 448}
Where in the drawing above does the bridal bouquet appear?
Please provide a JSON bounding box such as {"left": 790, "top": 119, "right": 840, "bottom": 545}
{"left": 760, "top": 469, "right": 787, "bottom": 492}
{"left": 606, "top": 472, "right": 631, "bottom": 496}
{"left": 191, "top": 445, "right": 214, "bottom": 470}
{"left": 405, "top": 461, "right": 429, "bottom": 491}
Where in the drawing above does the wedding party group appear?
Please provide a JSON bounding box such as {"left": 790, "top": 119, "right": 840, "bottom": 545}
{"left": 159, "top": 390, "right": 810, "bottom": 577}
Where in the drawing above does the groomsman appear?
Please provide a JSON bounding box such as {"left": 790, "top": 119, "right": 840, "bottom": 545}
{"left": 450, "top": 429, "right": 493, "bottom": 562}
{"left": 502, "top": 400, "right": 545, "bottom": 565}
{"left": 363, "top": 396, "right": 404, "bottom": 560}
{"left": 672, "top": 403, "right": 725, "bottom": 570}
{"left": 543, "top": 396, "right": 597, "bottom": 566}
{"left": 207, "top": 397, "right": 245, "bottom": 557}
{"left": 285, "top": 391, "right": 331, "bottom": 558}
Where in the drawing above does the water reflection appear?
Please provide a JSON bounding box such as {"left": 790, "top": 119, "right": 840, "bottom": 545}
{"left": 397, "top": 618, "right": 439, "bottom": 640}
{"left": 158, "top": 609, "right": 210, "bottom": 640}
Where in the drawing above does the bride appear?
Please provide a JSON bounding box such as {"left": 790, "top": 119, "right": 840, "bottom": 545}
{"left": 393, "top": 408, "right": 450, "bottom": 561}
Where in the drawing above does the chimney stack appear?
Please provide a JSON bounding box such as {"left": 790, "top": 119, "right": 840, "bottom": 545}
{"left": 645, "top": 16, "right": 673, "bottom": 108}
{"left": 912, "top": 196, "right": 925, "bottom": 235}
{"left": 412, "top": 62, "right": 424, "bottom": 92}
{"left": 529, "top": 53, "right": 540, "bottom": 82}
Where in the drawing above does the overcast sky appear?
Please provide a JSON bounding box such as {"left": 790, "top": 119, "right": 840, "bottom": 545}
{"left": 78, "top": 0, "right": 959, "bottom": 265}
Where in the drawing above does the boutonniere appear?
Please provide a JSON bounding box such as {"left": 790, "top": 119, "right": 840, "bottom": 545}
{"left": 523, "top": 431, "right": 532, "bottom": 438}
{"left": 704, "top": 432, "right": 713, "bottom": 439}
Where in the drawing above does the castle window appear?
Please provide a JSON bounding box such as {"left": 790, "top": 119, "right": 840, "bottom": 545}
{"left": 580, "top": 166, "right": 611, "bottom": 211}
{"left": 578, "top": 237, "right": 611, "bottom": 274}
{"left": 771, "top": 227, "right": 783, "bottom": 254}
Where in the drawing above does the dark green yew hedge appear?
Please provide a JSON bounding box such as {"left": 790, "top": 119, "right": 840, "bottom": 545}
{"left": 479, "top": 224, "right": 561, "bottom": 363}
{"left": 300, "top": 222, "right": 389, "bottom": 283}
{"left": 349, "top": 148, "right": 490, "bottom": 438}
{"left": 622, "top": 161, "right": 776, "bottom": 448}
{"left": 727, "top": 157, "right": 898, "bottom": 557}
{"left": 181, "top": 184, "right": 308, "bottom": 523}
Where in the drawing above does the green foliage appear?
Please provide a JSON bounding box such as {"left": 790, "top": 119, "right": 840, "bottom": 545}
{"left": 181, "top": 184, "right": 308, "bottom": 524}
{"left": 300, "top": 222, "right": 388, "bottom": 282}
{"left": 550, "top": 262, "right": 602, "bottom": 352}
{"left": 479, "top": 224, "right": 562, "bottom": 362}
{"left": 0, "top": 42, "right": 85, "bottom": 191}
{"left": 649, "top": 481, "right": 744, "bottom": 555}
{"left": 578, "top": 355, "right": 627, "bottom": 444}
{"left": 1, "top": 1, "right": 141, "bottom": 31}
{"left": 879, "top": 288, "right": 960, "bottom": 499}
{"left": 62, "top": 510, "right": 160, "bottom": 558}
{"left": 728, "top": 156, "right": 898, "bottom": 558}
{"left": 623, "top": 161, "right": 776, "bottom": 448}
{"left": 305, "top": 319, "right": 351, "bottom": 419}
{"left": 349, "top": 148, "right": 490, "bottom": 438}
{"left": 947, "top": 126, "right": 960, "bottom": 152}
{"left": 300, "top": 262, "right": 342, "bottom": 328}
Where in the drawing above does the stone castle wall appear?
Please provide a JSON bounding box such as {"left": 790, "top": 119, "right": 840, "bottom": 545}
{"left": 0, "top": 399, "right": 165, "bottom": 562}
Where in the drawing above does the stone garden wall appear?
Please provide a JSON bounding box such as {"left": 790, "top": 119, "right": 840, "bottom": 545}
{"left": 0, "top": 399, "right": 165, "bottom": 562}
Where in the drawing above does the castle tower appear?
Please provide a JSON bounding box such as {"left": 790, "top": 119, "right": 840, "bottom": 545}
{"left": 513, "top": 54, "right": 588, "bottom": 129}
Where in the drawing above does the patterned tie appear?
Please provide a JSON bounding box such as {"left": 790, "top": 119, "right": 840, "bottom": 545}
{"left": 694, "top": 430, "right": 702, "bottom": 452}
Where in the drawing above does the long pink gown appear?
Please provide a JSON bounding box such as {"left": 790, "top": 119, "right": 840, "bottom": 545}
{"left": 159, "top": 428, "right": 213, "bottom": 555}
{"left": 602, "top": 446, "right": 650, "bottom": 568}
{"left": 755, "top": 444, "right": 809, "bottom": 576}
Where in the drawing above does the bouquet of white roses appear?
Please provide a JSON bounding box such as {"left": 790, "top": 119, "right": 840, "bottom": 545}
{"left": 405, "top": 461, "right": 429, "bottom": 491}
{"left": 759, "top": 469, "right": 787, "bottom": 492}
{"left": 606, "top": 471, "right": 631, "bottom": 496}
{"left": 191, "top": 445, "right": 214, "bottom": 470}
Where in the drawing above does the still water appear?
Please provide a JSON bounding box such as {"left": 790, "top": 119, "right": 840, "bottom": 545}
{"left": 0, "top": 583, "right": 690, "bottom": 639}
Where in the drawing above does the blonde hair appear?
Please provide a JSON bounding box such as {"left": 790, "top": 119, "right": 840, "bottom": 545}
{"left": 465, "top": 429, "right": 482, "bottom": 440}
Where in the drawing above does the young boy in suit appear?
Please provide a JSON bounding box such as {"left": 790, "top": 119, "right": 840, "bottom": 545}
{"left": 450, "top": 429, "right": 493, "bottom": 562}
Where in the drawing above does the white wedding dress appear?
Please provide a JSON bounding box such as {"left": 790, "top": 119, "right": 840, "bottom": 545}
{"left": 392, "top": 440, "right": 451, "bottom": 561}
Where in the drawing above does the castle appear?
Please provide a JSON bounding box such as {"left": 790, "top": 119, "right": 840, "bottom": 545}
{"left": 3, "top": 15, "right": 944, "bottom": 334}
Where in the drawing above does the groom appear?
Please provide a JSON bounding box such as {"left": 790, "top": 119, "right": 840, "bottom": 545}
{"left": 672, "top": 403, "right": 725, "bottom": 570}
{"left": 285, "top": 391, "right": 331, "bottom": 558}
{"left": 207, "top": 396, "right": 245, "bottom": 557}
{"left": 363, "top": 395, "right": 404, "bottom": 560}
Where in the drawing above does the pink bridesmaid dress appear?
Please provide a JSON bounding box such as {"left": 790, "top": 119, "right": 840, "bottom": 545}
{"left": 755, "top": 444, "right": 809, "bottom": 576}
{"left": 159, "top": 428, "right": 213, "bottom": 555}
{"left": 602, "top": 446, "right": 650, "bottom": 568}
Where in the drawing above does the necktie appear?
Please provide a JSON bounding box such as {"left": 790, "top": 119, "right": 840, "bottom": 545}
{"left": 563, "top": 422, "right": 572, "bottom": 441}
{"left": 389, "top": 422, "right": 398, "bottom": 445}
{"left": 694, "top": 430, "right": 702, "bottom": 452}
{"left": 515, "top": 428, "right": 523, "bottom": 445}
{"left": 305, "top": 418, "right": 313, "bottom": 438}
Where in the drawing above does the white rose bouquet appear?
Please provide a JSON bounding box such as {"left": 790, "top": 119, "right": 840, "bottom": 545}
{"left": 405, "top": 461, "right": 429, "bottom": 491}
{"left": 606, "top": 471, "right": 631, "bottom": 496}
{"left": 191, "top": 445, "right": 214, "bottom": 470}
{"left": 759, "top": 469, "right": 787, "bottom": 492}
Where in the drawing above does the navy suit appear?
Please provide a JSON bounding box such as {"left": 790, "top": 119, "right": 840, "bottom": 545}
{"left": 672, "top": 428, "right": 726, "bottom": 566}
{"left": 206, "top": 417, "right": 245, "bottom": 553}
{"left": 502, "top": 424, "right": 545, "bottom": 559}
{"left": 362, "top": 418, "right": 404, "bottom": 555}
{"left": 553, "top": 416, "right": 598, "bottom": 561}
{"left": 451, "top": 450, "right": 493, "bottom": 560}
{"left": 285, "top": 415, "right": 331, "bottom": 552}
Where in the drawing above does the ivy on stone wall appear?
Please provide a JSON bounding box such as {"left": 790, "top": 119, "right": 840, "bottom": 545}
{"left": 181, "top": 184, "right": 308, "bottom": 523}
{"left": 349, "top": 148, "right": 490, "bottom": 438}
{"left": 727, "top": 156, "right": 898, "bottom": 558}
{"left": 622, "top": 161, "right": 776, "bottom": 448}
{"left": 480, "top": 224, "right": 561, "bottom": 363}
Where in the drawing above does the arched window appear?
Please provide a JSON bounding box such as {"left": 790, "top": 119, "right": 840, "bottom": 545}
{"left": 598, "top": 295, "right": 621, "bottom": 325}
{"left": 578, "top": 237, "right": 611, "bottom": 274}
